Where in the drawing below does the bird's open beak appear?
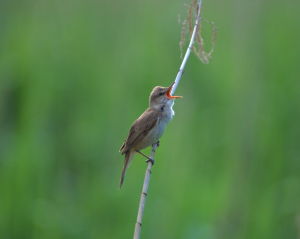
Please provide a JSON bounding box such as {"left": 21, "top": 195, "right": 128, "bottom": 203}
{"left": 166, "top": 82, "right": 183, "bottom": 99}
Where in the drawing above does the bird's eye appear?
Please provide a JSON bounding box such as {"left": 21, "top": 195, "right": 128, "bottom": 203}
{"left": 159, "top": 92, "right": 164, "bottom": 96}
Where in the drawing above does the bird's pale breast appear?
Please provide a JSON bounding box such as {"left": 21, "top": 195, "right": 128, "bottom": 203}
{"left": 135, "top": 104, "right": 174, "bottom": 150}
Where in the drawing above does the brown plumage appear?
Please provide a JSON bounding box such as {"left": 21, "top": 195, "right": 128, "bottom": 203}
{"left": 119, "top": 84, "right": 182, "bottom": 187}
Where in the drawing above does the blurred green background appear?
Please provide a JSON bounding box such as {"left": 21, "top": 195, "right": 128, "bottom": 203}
{"left": 0, "top": 0, "right": 299, "bottom": 238}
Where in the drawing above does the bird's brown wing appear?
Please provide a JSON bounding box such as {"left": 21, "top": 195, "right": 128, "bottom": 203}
{"left": 120, "top": 108, "right": 159, "bottom": 154}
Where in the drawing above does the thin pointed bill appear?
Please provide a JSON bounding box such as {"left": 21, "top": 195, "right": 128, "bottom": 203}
{"left": 166, "top": 82, "right": 183, "bottom": 99}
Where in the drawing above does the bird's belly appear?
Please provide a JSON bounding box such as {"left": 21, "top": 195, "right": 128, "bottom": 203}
{"left": 136, "top": 118, "right": 170, "bottom": 150}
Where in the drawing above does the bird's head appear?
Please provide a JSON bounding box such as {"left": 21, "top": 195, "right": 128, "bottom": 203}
{"left": 149, "top": 83, "right": 182, "bottom": 109}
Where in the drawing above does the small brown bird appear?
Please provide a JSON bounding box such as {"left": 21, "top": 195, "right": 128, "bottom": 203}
{"left": 119, "top": 83, "right": 182, "bottom": 187}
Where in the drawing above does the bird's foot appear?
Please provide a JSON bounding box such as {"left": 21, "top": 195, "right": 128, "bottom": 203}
{"left": 151, "top": 141, "right": 159, "bottom": 150}
{"left": 156, "top": 140, "right": 160, "bottom": 147}
{"left": 146, "top": 158, "right": 155, "bottom": 165}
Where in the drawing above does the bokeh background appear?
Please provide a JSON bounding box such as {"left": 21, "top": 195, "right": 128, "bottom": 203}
{"left": 0, "top": 0, "right": 299, "bottom": 238}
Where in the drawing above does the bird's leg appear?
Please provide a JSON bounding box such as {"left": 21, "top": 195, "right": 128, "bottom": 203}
{"left": 136, "top": 150, "right": 155, "bottom": 165}
{"left": 136, "top": 150, "right": 151, "bottom": 160}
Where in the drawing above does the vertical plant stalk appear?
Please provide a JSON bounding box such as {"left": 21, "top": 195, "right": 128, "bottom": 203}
{"left": 171, "top": 0, "right": 202, "bottom": 95}
{"left": 133, "top": 1, "right": 203, "bottom": 239}
{"left": 133, "top": 143, "right": 158, "bottom": 239}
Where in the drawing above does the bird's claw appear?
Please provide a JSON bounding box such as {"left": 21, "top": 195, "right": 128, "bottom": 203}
{"left": 146, "top": 158, "right": 155, "bottom": 165}
{"left": 152, "top": 141, "right": 160, "bottom": 148}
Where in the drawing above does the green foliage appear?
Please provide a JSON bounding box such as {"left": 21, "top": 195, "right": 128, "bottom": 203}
{"left": 0, "top": 0, "right": 299, "bottom": 238}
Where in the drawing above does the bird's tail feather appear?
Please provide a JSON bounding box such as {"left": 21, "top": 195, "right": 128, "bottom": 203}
{"left": 120, "top": 151, "right": 134, "bottom": 188}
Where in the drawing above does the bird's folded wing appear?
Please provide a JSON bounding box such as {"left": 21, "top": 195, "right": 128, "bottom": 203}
{"left": 120, "top": 109, "right": 159, "bottom": 153}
